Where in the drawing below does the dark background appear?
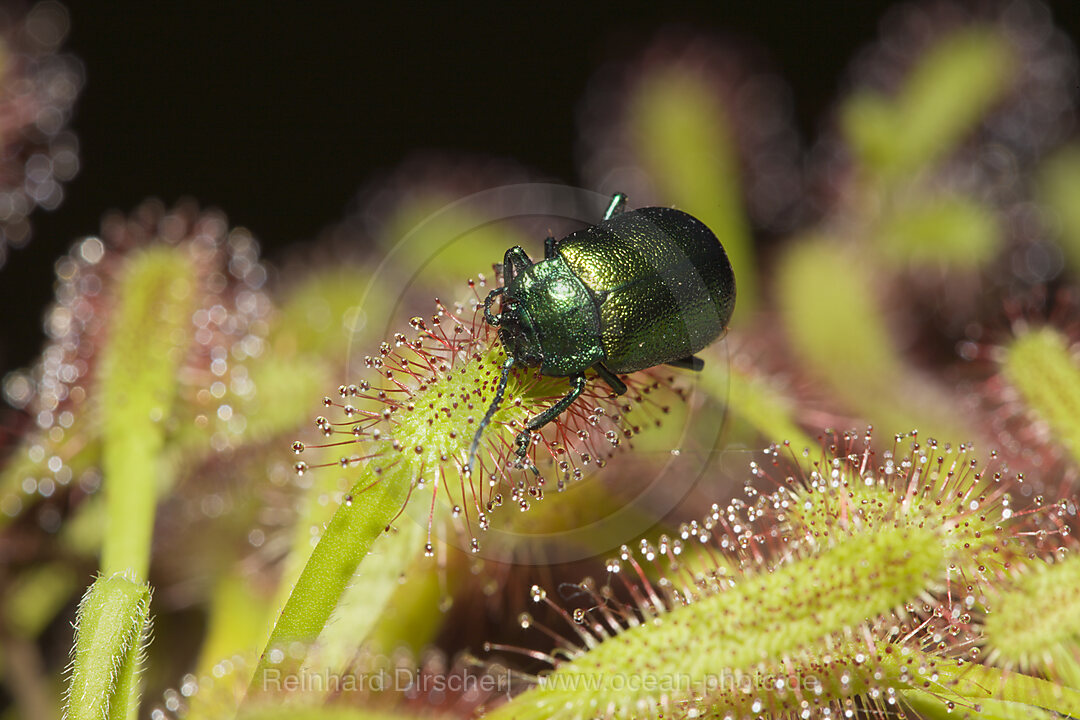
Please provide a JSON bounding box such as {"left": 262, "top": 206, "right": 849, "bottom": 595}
{"left": 2, "top": 1, "right": 1079, "bottom": 385}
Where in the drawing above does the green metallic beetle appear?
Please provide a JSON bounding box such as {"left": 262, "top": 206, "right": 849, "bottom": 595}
{"left": 466, "top": 193, "right": 736, "bottom": 474}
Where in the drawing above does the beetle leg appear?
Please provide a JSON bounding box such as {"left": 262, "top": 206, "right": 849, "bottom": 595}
{"left": 544, "top": 234, "right": 558, "bottom": 259}
{"left": 483, "top": 287, "right": 504, "bottom": 326}
{"left": 603, "top": 193, "right": 628, "bottom": 220}
{"left": 593, "top": 362, "right": 627, "bottom": 395}
{"left": 466, "top": 355, "right": 516, "bottom": 476}
{"left": 666, "top": 355, "right": 705, "bottom": 371}
{"left": 514, "top": 373, "right": 588, "bottom": 458}
{"left": 502, "top": 246, "right": 533, "bottom": 285}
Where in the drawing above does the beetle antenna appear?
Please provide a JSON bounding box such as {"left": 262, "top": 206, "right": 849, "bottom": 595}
{"left": 466, "top": 355, "right": 516, "bottom": 477}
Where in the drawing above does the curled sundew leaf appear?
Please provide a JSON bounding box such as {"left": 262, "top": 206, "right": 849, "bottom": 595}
{"left": 1000, "top": 326, "right": 1080, "bottom": 467}
{"left": 64, "top": 572, "right": 152, "bottom": 720}
{"left": 983, "top": 550, "right": 1080, "bottom": 689}
{"left": 487, "top": 433, "right": 1062, "bottom": 719}
{"left": 775, "top": 237, "right": 973, "bottom": 441}
{"left": 247, "top": 290, "right": 685, "bottom": 701}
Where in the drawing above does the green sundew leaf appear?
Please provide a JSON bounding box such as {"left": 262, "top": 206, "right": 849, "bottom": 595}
{"left": 776, "top": 238, "right": 969, "bottom": 440}
{"left": 983, "top": 552, "right": 1080, "bottom": 688}
{"left": 1001, "top": 327, "right": 1080, "bottom": 465}
{"left": 844, "top": 26, "right": 1014, "bottom": 177}
{"left": 876, "top": 195, "right": 1001, "bottom": 268}
{"left": 928, "top": 661, "right": 1080, "bottom": 718}
{"left": 901, "top": 690, "right": 1061, "bottom": 720}
{"left": 490, "top": 524, "right": 945, "bottom": 719}
{"left": 64, "top": 573, "right": 152, "bottom": 720}
{"left": 380, "top": 195, "right": 533, "bottom": 292}
{"left": 100, "top": 246, "right": 197, "bottom": 579}
{"left": 4, "top": 562, "right": 78, "bottom": 638}
{"left": 1038, "top": 143, "right": 1080, "bottom": 275}
{"left": 630, "top": 67, "right": 756, "bottom": 313}
{"left": 249, "top": 456, "right": 413, "bottom": 695}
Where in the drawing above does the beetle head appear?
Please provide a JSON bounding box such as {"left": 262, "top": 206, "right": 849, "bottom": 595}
{"left": 493, "top": 294, "right": 543, "bottom": 367}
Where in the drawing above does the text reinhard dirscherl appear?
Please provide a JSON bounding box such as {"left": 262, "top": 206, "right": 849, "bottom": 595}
{"left": 256, "top": 667, "right": 822, "bottom": 697}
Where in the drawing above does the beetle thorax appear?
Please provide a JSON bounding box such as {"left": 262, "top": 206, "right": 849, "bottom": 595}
{"left": 499, "top": 258, "right": 605, "bottom": 377}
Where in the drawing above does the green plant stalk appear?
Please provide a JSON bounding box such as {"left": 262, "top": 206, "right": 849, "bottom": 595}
{"left": 1001, "top": 327, "right": 1080, "bottom": 466}
{"left": 303, "top": 516, "right": 425, "bottom": 674}
{"left": 489, "top": 524, "right": 945, "bottom": 719}
{"left": 246, "top": 339, "right": 533, "bottom": 700}
{"left": 100, "top": 247, "right": 196, "bottom": 578}
{"left": 64, "top": 573, "right": 152, "bottom": 720}
{"left": 247, "top": 453, "right": 412, "bottom": 695}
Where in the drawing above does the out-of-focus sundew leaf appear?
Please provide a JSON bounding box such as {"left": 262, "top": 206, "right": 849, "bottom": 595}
{"left": 100, "top": 246, "right": 196, "bottom": 579}
{"left": 0, "top": 430, "right": 100, "bottom": 529}
{"left": 183, "top": 573, "right": 272, "bottom": 720}
{"left": 1039, "top": 143, "right": 1080, "bottom": 274}
{"left": 4, "top": 562, "right": 78, "bottom": 638}
{"left": 776, "top": 238, "right": 969, "bottom": 440}
{"left": 379, "top": 195, "right": 533, "bottom": 294}
{"left": 696, "top": 351, "right": 816, "bottom": 453}
{"left": 777, "top": 239, "right": 903, "bottom": 393}
{"left": 875, "top": 195, "right": 1001, "bottom": 268}
{"left": 1001, "top": 327, "right": 1080, "bottom": 467}
{"left": 365, "top": 545, "right": 459, "bottom": 657}
{"left": 193, "top": 573, "right": 271, "bottom": 682}
{"left": 270, "top": 265, "right": 389, "bottom": 363}
{"left": 629, "top": 68, "right": 756, "bottom": 313}
{"left": 64, "top": 573, "right": 152, "bottom": 720}
{"left": 844, "top": 26, "right": 1014, "bottom": 178}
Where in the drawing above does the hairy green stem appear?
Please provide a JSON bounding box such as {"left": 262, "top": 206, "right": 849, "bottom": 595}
{"left": 64, "top": 573, "right": 152, "bottom": 720}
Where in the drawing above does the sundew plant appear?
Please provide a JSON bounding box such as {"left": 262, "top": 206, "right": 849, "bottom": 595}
{"left": 3, "top": 2, "right": 1080, "bottom": 719}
